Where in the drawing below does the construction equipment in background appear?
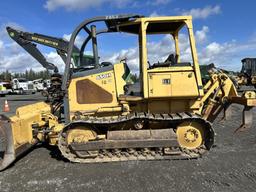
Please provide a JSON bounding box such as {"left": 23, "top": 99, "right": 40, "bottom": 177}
{"left": 6, "top": 27, "right": 95, "bottom": 101}
{"left": 6, "top": 27, "right": 95, "bottom": 73}
{"left": 200, "top": 63, "right": 215, "bottom": 84}
{"left": 0, "top": 14, "right": 256, "bottom": 171}
{"left": 200, "top": 63, "right": 238, "bottom": 86}
{"left": 236, "top": 58, "right": 256, "bottom": 89}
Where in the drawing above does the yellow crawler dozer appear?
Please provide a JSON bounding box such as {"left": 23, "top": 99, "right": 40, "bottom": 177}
{"left": 0, "top": 14, "right": 256, "bottom": 170}
{"left": 236, "top": 58, "right": 256, "bottom": 89}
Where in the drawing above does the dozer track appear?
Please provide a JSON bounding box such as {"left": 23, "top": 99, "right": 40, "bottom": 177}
{"left": 58, "top": 112, "right": 214, "bottom": 163}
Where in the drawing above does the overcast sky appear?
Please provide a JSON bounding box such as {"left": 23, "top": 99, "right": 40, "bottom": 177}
{"left": 0, "top": 0, "right": 256, "bottom": 73}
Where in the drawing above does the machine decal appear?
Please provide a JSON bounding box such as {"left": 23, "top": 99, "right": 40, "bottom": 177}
{"left": 32, "top": 36, "right": 58, "bottom": 46}
{"left": 96, "top": 73, "right": 112, "bottom": 80}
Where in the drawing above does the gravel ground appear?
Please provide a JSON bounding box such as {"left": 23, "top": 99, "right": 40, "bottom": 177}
{"left": 0, "top": 94, "right": 256, "bottom": 192}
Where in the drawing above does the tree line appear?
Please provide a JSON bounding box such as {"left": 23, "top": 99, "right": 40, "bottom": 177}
{"left": 0, "top": 68, "right": 139, "bottom": 83}
{"left": 0, "top": 69, "right": 52, "bottom": 81}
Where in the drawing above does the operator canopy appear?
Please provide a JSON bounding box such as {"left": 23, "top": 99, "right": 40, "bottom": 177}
{"left": 62, "top": 14, "right": 194, "bottom": 90}
{"left": 76, "top": 15, "right": 190, "bottom": 54}
{"left": 117, "top": 18, "right": 187, "bottom": 34}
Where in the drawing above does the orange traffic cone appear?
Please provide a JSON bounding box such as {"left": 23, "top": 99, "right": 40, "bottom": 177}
{"left": 3, "top": 100, "right": 10, "bottom": 112}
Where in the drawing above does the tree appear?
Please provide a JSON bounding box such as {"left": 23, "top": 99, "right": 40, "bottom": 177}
{"left": 130, "top": 73, "right": 139, "bottom": 83}
{"left": 0, "top": 69, "right": 52, "bottom": 81}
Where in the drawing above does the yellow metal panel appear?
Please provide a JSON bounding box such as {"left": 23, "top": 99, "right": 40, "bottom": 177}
{"left": 143, "top": 16, "right": 192, "bottom": 22}
{"left": 140, "top": 21, "right": 149, "bottom": 98}
{"left": 170, "top": 100, "right": 188, "bottom": 112}
{"left": 173, "top": 33, "right": 180, "bottom": 63}
{"left": 15, "top": 102, "right": 50, "bottom": 116}
{"left": 113, "top": 63, "right": 126, "bottom": 96}
{"left": 185, "top": 19, "right": 203, "bottom": 96}
{"left": 148, "top": 74, "right": 171, "bottom": 97}
{"left": 148, "top": 72, "right": 199, "bottom": 98}
{"left": 68, "top": 69, "right": 119, "bottom": 114}
{"left": 119, "top": 16, "right": 192, "bottom": 26}
{"left": 11, "top": 114, "right": 39, "bottom": 146}
{"left": 10, "top": 102, "right": 51, "bottom": 146}
{"left": 148, "top": 100, "right": 170, "bottom": 113}
{"left": 148, "top": 66, "right": 193, "bottom": 72}
{"left": 147, "top": 99, "right": 192, "bottom": 114}
{"left": 171, "top": 71, "right": 198, "bottom": 97}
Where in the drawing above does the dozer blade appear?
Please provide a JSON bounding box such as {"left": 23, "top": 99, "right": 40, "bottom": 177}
{"left": 0, "top": 114, "right": 37, "bottom": 171}
{"left": 235, "top": 106, "right": 253, "bottom": 133}
{"left": 0, "top": 102, "right": 52, "bottom": 171}
{"left": 0, "top": 115, "right": 17, "bottom": 171}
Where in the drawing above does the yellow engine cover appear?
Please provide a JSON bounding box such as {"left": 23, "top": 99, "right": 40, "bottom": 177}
{"left": 68, "top": 63, "right": 126, "bottom": 116}
{"left": 148, "top": 71, "right": 199, "bottom": 98}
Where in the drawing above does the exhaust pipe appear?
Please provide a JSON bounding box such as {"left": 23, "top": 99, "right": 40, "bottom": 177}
{"left": 91, "top": 25, "right": 100, "bottom": 68}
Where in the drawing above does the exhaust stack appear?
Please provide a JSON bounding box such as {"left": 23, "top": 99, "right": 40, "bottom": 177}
{"left": 91, "top": 25, "right": 100, "bottom": 68}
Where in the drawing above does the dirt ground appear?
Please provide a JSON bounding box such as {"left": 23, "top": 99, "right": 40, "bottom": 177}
{"left": 0, "top": 94, "right": 256, "bottom": 192}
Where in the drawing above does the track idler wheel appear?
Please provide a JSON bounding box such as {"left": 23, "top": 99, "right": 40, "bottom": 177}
{"left": 66, "top": 126, "right": 99, "bottom": 158}
{"left": 176, "top": 121, "right": 205, "bottom": 149}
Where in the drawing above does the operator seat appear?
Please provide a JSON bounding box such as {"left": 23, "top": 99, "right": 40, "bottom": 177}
{"left": 150, "top": 54, "right": 191, "bottom": 69}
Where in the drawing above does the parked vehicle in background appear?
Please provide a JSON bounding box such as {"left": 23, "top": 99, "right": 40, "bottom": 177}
{"left": 0, "top": 82, "right": 8, "bottom": 97}
{"left": 33, "top": 79, "right": 45, "bottom": 91}
{"left": 12, "top": 78, "right": 36, "bottom": 94}
{"left": 0, "top": 81, "right": 12, "bottom": 94}
{"left": 41, "top": 79, "right": 53, "bottom": 98}
{"left": 44, "top": 79, "right": 51, "bottom": 88}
